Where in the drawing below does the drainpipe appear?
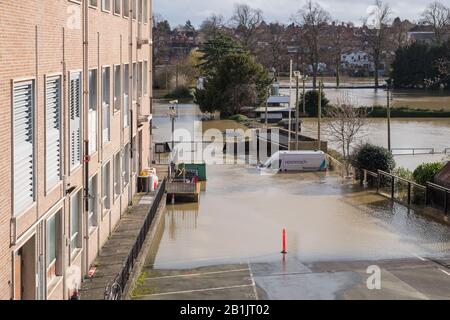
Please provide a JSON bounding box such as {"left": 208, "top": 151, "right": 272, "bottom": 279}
{"left": 129, "top": 4, "right": 134, "bottom": 202}
{"left": 82, "top": 0, "right": 90, "bottom": 279}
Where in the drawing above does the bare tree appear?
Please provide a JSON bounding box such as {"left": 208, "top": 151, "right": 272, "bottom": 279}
{"left": 421, "top": 1, "right": 450, "bottom": 44}
{"left": 295, "top": 0, "right": 331, "bottom": 89}
{"left": 200, "top": 14, "right": 224, "bottom": 40}
{"left": 362, "top": 0, "right": 392, "bottom": 88}
{"left": 231, "top": 3, "right": 264, "bottom": 51}
{"left": 330, "top": 22, "right": 345, "bottom": 87}
{"left": 325, "top": 93, "right": 368, "bottom": 177}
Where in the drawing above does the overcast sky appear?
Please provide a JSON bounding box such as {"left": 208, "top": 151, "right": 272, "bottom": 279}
{"left": 153, "top": 0, "right": 445, "bottom": 27}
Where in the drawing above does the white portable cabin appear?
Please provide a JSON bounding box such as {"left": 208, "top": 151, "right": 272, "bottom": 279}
{"left": 260, "top": 151, "right": 328, "bottom": 172}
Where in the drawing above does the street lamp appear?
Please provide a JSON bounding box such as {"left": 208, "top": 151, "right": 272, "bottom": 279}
{"left": 168, "top": 100, "right": 179, "bottom": 152}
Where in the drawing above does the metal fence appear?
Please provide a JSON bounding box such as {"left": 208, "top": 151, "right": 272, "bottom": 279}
{"left": 361, "top": 169, "right": 448, "bottom": 214}
{"left": 104, "top": 178, "right": 167, "bottom": 300}
{"left": 391, "top": 147, "right": 450, "bottom": 156}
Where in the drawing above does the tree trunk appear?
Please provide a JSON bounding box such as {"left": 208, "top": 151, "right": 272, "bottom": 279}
{"left": 374, "top": 56, "right": 379, "bottom": 88}
{"left": 336, "top": 62, "right": 340, "bottom": 88}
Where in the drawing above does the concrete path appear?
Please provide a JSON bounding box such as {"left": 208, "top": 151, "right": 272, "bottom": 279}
{"left": 131, "top": 255, "right": 450, "bottom": 300}
{"left": 80, "top": 193, "right": 156, "bottom": 300}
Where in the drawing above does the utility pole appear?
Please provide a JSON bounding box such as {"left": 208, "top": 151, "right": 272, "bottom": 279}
{"left": 387, "top": 82, "right": 392, "bottom": 152}
{"left": 317, "top": 80, "right": 322, "bottom": 151}
{"left": 302, "top": 76, "right": 307, "bottom": 115}
{"left": 288, "top": 60, "right": 293, "bottom": 150}
{"left": 295, "top": 72, "right": 300, "bottom": 150}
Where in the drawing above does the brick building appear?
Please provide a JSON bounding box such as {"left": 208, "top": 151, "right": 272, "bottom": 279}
{"left": 0, "top": 0, "right": 153, "bottom": 300}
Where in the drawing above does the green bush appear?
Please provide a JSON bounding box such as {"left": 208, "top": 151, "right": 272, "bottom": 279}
{"left": 393, "top": 167, "right": 413, "bottom": 180}
{"left": 164, "top": 86, "right": 193, "bottom": 99}
{"left": 353, "top": 143, "right": 396, "bottom": 173}
{"left": 412, "top": 162, "right": 445, "bottom": 185}
{"left": 300, "top": 90, "right": 330, "bottom": 117}
{"left": 228, "top": 114, "right": 249, "bottom": 122}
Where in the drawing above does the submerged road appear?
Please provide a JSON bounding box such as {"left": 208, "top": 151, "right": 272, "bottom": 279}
{"left": 131, "top": 165, "right": 450, "bottom": 300}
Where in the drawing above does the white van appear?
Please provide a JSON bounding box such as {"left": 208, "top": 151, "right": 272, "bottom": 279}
{"left": 259, "top": 151, "right": 328, "bottom": 172}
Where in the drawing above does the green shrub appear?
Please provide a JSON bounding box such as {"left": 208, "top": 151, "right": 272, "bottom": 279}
{"left": 164, "top": 86, "right": 193, "bottom": 99}
{"left": 353, "top": 143, "right": 396, "bottom": 173}
{"left": 228, "top": 114, "right": 249, "bottom": 122}
{"left": 412, "top": 162, "right": 445, "bottom": 185}
{"left": 300, "top": 90, "right": 330, "bottom": 117}
{"left": 393, "top": 167, "right": 413, "bottom": 180}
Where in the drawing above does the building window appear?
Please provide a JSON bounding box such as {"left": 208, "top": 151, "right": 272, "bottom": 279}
{"left": 70, "top": 72, "right": 82, "bottom": 170}
{"left": 114, "top": 153, "right": 121, "bottom": 199}
{"left": 13, "top": 80, "right": 35, "bottom": 216}
{"left": 90, "top": 0, "right": 98, "bottom": 7}
{"left": 89, "top": 69, "right": 98, "bottom": 155}
{"left": 138, "top": 61, "right": 143, "bottom": 100}
{"left": 114, "top": 0, "right": 121, "bottom": 15}
{"left": 102, "top": 0, "right": 111, "bottom": 12}
{"left": 132, "top": 0, "right": 136, "bottom": 20}
{"left": 114, "top": 65, "right": 121, "bottom": 112}
{"left": 102, "top": 162, "right": 111, "bottom": 212}
{"left": 143, "top": 60, "right": 148, "bottom": 95}
{"left": 70, "top": 191, "right": 81, "bottom": 256}
{"left": 138, "top": 0, "right": 143, "bottom": 22}
{"left": 123, "top": 0, "right": 129, "bottom": 17}
{"left": 47, "top": 211, "right": 61, "bottom": 281}
{"left": 143, "top": 0, "right": 148, "bottom": 23}
{"left": 123, "top": 144, "right": 130, "bottom": 188}
{"left": 102, "top": 66, "right": 111, "bottom": 144}
{"left": 123, "top": 64, "right": 130, "bottom": 128}
{"left": 45, "top": 76, "right": 62, "bottom": 191}
{"left": 132, "top": 62, "right": 137, "bottom": 101}
{"left": 88, "top": 175, "right": 98, "bottom": 230}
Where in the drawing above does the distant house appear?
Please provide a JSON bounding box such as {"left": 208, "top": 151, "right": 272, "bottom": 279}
{"left": 341, "top": 51, "right": 374, "bottom": 71}
{"left": 407, "top": 25, "right": 449, "bottom": 45}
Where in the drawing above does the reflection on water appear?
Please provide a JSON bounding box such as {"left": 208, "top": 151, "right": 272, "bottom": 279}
{"left": 150, "top": 165, "right": 450, "bottom": 270}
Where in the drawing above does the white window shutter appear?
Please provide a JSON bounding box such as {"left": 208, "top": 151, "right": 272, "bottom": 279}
{"left": 13, "top": 81, "right": 34, "bottom": 215}
{"left": 46, "top": 76, "right": 62, "bottom": 189}
{"left": 70, "top": 72, "right": 82, "bottom": 169}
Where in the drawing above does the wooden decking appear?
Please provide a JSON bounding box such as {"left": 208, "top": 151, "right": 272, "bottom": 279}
{"left": 166, "top": 181, "right": 201, "bottom": 202}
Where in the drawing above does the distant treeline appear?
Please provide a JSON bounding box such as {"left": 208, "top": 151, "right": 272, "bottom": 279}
{"left": 391, "top": 41, "right": 450, "bottom": 89}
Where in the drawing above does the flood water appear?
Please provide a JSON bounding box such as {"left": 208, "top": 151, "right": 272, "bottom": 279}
{"left": 279, "top": 79, "right": 450, "bottom": 110}
{"left": 302, "top": 118, "right": 450, "bottom": 170}
{"left": 150, "top": 165, "right": 450, "bottom": 270}
{"left": 149, "top": 102, "right": 450, "bottom": 270}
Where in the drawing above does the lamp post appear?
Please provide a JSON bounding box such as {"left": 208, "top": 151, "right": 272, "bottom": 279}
{"left": 168, "top": 100, "right": 179, "bottom": 152}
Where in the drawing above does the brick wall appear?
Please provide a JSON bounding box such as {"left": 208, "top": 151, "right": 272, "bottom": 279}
{"left": 0, "top": 0, "right": 152, "bottom": 300}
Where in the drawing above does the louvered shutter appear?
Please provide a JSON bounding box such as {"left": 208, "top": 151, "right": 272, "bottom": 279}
{"left": 13, "top": 81, "right": 34, "bottom": 215}
{"left": 70, "top": 72, "right": 82, "bottom": 169}
{"left": 46, "top": 76, "right": 62, "bottom": 189}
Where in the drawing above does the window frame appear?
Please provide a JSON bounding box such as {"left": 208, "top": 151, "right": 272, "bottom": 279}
{"left": 44, "top": 74, "right": 63, "bottom": 194}
{"left": 101, "top": 0, "right": 111, "bottom": 13}
{"left": 102, "top": 66, "right": 111, "bottom": 145}
{"left": 113, "top": 64, "right": 122, "bottom": 113}
{"left": 11, "top": 78, "right": 36, "bottom": 217}
{"left": 70, "top": 190, "right": 82, "bottom": 259}
{"left": 102, "top": 161, "right": 112, "bottom": 216}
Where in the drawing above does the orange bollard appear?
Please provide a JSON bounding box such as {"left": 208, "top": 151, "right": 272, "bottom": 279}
{"left": 281, "top": 229, "right": 287, "bottom": 254}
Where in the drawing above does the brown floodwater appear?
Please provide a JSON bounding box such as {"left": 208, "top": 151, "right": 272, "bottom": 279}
{"left": 302, "top": 118, "right": 450, "bottom": 170}
{"left": 149, "top": 165, "right": 450, "bottom": 270}
{"left": 149, "top": 102, "right": 450, "bottom": 270}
